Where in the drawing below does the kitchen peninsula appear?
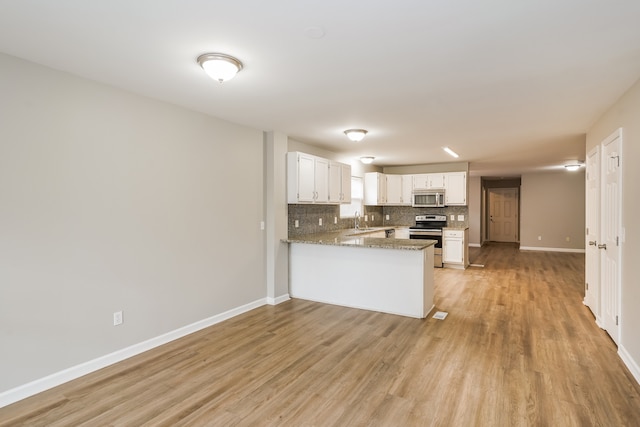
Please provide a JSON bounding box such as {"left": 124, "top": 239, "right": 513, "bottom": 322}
{"left": 285, "top": 230, "right": 435, "bottom": 318}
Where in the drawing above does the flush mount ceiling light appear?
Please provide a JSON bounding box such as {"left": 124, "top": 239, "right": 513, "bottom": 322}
{"left": 443, "top": 147, "right": 459, "bottom": 158}
{"left": 197, "top": 53, "right": 243, "bottom": 83}
{"left": 344, "top": 129, "right": 368, "bottom": 142}
{"left": 564, "top": 162, "right": 584, "bottom": 172}
{"left": 360, "top": 156, "right": 375, "bottom": 164}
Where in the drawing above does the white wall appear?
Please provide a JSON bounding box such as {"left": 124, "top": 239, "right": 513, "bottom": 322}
{"left": 468, "top": 176, "right": 482, "bottom": 245}
{"left": 586, "top": 76, "right": 640, "bottom": 379}
{"left": 0, "top": 54, "right": 266, "bottom": 394}
{"left": 520, "top": 172, "right": 585, "bottom": 250}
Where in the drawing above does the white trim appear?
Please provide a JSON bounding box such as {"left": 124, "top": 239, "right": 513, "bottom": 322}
{"left": 468, "top": 243, "right": 481, "bottom": 248}
{"left": 519, "top": 246, "right": 585, "bottom": 253}
{"left": 267, "top": 294, "right": 290, "bottom": 305}
{"left": 0, "top": 298, "right": 268, "bottom": 409}
{"left": 619, "top": 344, "right": 640, "bottom": 387}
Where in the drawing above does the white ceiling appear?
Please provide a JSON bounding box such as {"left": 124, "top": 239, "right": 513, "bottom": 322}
{"left": 2, "top": 1, "right": 640, "bottom": 176}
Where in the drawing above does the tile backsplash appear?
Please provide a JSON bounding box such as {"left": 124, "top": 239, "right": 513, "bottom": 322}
{"left": 288, "top": 204, "right": 469, "bottom": 236}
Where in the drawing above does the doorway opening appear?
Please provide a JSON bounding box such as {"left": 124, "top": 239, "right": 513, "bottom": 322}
{"left": 480, "top": 177, "right": 521, "bottom": 246}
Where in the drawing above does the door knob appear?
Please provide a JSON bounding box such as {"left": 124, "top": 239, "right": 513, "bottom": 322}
{"left": 598, "top": 244, "right": 607, "bottom": 250}
{"left": 588, "top": 241, "right": 597, "bottom": 246}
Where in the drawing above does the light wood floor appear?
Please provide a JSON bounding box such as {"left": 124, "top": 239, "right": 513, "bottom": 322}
{"left": 2, "top": 243, "right": 640, "bottom": 426}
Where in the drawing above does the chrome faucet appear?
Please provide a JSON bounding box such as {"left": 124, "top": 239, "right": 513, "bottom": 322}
{"left": 354, "top": 211, "right": 361, "bottom": 229}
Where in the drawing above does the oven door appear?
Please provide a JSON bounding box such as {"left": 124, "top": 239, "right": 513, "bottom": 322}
{"left": 409, "top": 229, "right": 443, "bottom": 267}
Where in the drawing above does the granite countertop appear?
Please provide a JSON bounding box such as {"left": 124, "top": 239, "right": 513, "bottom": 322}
{"left": 284, "top": 228, "right": 436, "bottom": 251}
{"left": 443, "top": 226, "right": 469, "bottom": 230}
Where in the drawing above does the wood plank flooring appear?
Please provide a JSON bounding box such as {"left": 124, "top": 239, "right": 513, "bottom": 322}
{"left": 2, "top": 243, "right": 640, "bottom": 426}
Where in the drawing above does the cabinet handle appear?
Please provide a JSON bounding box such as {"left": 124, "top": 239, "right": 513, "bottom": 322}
{"left": 588, "top": 240, "right": 597, "bottom": 246}
{"left": 598, "top": 244, "right": 607, "bottom": 250}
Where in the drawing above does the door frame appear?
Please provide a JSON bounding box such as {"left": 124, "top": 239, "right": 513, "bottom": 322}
{"left": 480, "top": 178, "right": 522, "bottom": 246}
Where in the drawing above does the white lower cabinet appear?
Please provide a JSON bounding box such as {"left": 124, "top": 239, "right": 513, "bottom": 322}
{"left": 443, "top": 228, "right": 469, "bottom": 269}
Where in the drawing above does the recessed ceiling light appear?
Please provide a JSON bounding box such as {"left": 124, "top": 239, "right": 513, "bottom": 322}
{"left": 360, "top": 156, "right": 375, "bottom": 164}
{"left": 344, "top": 129, "right": 368, "bottom": 142}
{"left": 197, "top": 53, "right": 243, "bottom": 83}
{"left": 443, "top": 147, "right": 459, "bottom": 158}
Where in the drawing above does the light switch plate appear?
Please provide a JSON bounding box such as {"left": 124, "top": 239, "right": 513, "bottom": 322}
{"left": 450, "top": 214, "right": 455, "bottom": 221}
{"left": 294, "top": 220, "right": 299, "bottom": 228}
{"left": 457, "top": 215, "right": 464, "bottom": 221}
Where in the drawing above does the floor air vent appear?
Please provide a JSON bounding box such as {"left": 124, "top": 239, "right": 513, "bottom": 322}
{"left": 433, "top": 311, "right": 448, "bottom": 320}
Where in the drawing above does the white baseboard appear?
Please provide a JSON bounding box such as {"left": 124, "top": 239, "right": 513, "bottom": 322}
{"left": 267, "top": 294, "right": 290, "bottom": 305}
{"left": 468, "top": 243, "right": 481, "bottom": 248}
{"left": 519, "top": 246, "right": 585, "bottom": 253}
{"left": 619, "top": 344, "right": 640, "bottom": 387}
{"left": 0, "top": 297, "right": 269, "bottom": 409}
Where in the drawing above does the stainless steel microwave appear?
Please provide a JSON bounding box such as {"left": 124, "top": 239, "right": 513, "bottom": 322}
{"left": 412, "top": 190, "right": 445, "bottom": 207}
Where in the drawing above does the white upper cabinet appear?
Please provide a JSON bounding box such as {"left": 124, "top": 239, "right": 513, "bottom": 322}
{"left": 386, "top": 174, "right": 413, "bottom": 205}
{"left": 385, "top": 174, "right": 403, "bottom": 205}
{"left": 444, "top": 172, "right": 467, "bottom": 205}
{"left": 329, "top": 161, "right": 352, "bottom": 204}
{"left": 413, "top": 173, "right": 445, "bottom": 190}
{"left": 366, "top": 173, "right": 413, "bottom": 206}
{"left": 287, "top": 152, "right": 335, "bottom": 204}
{"left": 364, "top": 172, "right": 387, "bottom": 205}
{"left": 401, "top": 175, "right": 413, "bottom": 205}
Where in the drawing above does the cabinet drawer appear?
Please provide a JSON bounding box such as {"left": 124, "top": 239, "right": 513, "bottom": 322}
{"left": 443, "top": 230, "right": 464, "bottom": 238}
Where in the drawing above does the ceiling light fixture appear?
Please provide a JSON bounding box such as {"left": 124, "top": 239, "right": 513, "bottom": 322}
{"left": 197, "top": 53, "right": 243, "bottom": 83}
{"left": 564, "top": 163, "right": 583, "bottom": 172}
{"left": 443, "top": 147, "right": 459, "bottom": 158}
{"left": 344, "top": 129, "right": 368, "bottom": 142}
{"left": 360, "top": 156, "right": 375, "bottom": 164}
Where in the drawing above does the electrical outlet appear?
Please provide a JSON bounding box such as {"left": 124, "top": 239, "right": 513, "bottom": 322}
{"left": 450, "top": 214, "right": 455, "bottom": 221}
{"left": 457, "top": 215, "right": 465, "bottom": 221}
{"left": 113, "top": 311, "right": 123, "bottom": 326}
{"left": 319, "top": 218, "right": 323, "bottom": 226}
{"left": 334, "top": 217, "right": 337, "bottom": 224}
{"left": 260, "top": 221, "right": 265, "bottom": 230}
{"left": 372, "top": 215, "right": 374, "bottom": 221}
{"left": 294, "top": 220, "right": 299, "bottom": 228}
{"left": 365, "top": 215, "right": 368, "bottom": 222}
{"left": 538, "top": 235, "right": 542, "bottom": 241}
{"left": 386, "top": 215, "right": 390, "bottom": 221}
{"left": 566, "top": 236, "right": 570, "bottom": 242}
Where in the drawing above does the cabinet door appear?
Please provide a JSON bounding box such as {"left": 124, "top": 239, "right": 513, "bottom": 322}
{"left": 365, "top": 172, "right": 387, "bottom": 205}
{"left": 328, "top": 162, "right": 342, "bottom": 203}
{"left": 314, "top": 157, "right": 330, "bottom": 203}
{"left": 413, "top": 174, "right": 430, "bottom": 190}
{"left": 385, "top": 175, "right": 403, "bottom": 205}
{"left": 428, "top": 173, "right": 445, "bottom": 189}
{"left": 401, "top": 175, "right": 413, "bottom": 205}
{"left": 444, "top": 172, "right": 467, "bottom": 205}
{"left": 297, "top": 153, "right": 316, "bottom": 202}
{"left": 443, "top": 237, "right": 463, "bottom": 263}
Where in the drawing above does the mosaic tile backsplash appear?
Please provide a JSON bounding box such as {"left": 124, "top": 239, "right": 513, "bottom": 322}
{"left": 288, "top": 204, "right": 469, "bottom": 237}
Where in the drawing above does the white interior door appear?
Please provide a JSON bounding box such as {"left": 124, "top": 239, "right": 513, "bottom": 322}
{"left": 584, "top": 146, "right": 601, "bottom": 323}
{"left": 600, "top": 129, "right": 622, "bottom": 344}
{"left": 489, "top": 188, "right": 519, "bottom": 242}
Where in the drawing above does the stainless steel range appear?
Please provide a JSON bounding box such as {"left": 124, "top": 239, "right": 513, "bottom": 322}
{"left": 409, "top": 214, "right": 447, "bottom": 267}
